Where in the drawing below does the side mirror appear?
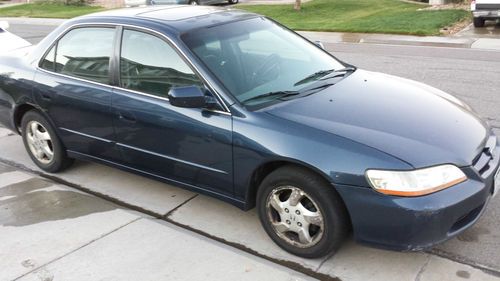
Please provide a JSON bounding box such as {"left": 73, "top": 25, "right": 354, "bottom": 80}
{"left": 315, "top": 40, "right": 325, "bottom": 50}
{"left": 0, "top": 21, "right": 9, "bottom": 30}
{"left": 168, "top": 85, "right": 206, "bottom": 108}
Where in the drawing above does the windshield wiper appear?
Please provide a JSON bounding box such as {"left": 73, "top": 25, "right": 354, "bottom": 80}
{"left": 294, "top": 66, "right": 356, "bottom": 86}
{"left": 241, "top": 90, "right": 300, "bottom": 105}
{"left": 294, "top": 69, "right": 335, "bottom": 86}
{"left": 319, "top": 66, "right": 356, "bottom": 80}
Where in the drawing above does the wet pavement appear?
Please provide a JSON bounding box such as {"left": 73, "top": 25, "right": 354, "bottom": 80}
{"left": 0, "top": 163, "right": 314, "bottom": 281}
{"left": 454, "top": 21, "right": 500, "bottom": 39}
{"left": 453, "top": 21, "right": 500, "bottom": 50}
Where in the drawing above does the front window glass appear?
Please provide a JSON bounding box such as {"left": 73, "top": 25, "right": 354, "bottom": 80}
{"left": 55, "top": 27, "right": 115, "bottom": 84}
{"left": 183, "top": 17, "right": 345, "bottom": 107}
{"left": 120, "top": 29, "right": 202, "bottom": 98}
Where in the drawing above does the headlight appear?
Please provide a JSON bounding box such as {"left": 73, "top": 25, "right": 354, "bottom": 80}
{"left": 366, "top": 164, "right": 467, "bottom": 197}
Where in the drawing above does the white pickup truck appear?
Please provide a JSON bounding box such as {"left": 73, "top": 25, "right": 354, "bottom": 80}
{"left": 471, "top": 0, "right": 500, "bottom": 27}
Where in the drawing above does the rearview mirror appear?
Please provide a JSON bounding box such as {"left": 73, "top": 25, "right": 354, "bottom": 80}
{"left": 0, "top": 21, "right": 9, "bottom": 30}
{"left": 168, "top": 86, "right": 206, "bottom": 108}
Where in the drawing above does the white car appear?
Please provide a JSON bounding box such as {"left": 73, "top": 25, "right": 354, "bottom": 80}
{"left": 471, "top": 0, "right": 500, "bottom": 27}
{"left": 0, "top": 21, "right": 31, "bottom": 53}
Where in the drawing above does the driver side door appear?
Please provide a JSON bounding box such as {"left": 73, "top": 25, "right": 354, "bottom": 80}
{"left": 111, "top": 28, "right": 234, "bottom": 195}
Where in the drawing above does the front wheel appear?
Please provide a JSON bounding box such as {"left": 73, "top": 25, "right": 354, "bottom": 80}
{"left": 257, "top": 166, "right": 349, "bottom": 258}
{"left": 473, "top": 17, "right": 485, "bottom": 28}
{"left": 188, "top": 0, "right": 199, "bottom": 5}
{"left": 228, "top": 0, "right": 239, "bottom": 4}
{"left": 21, "top": 110, "right": 73, "bottom": 173}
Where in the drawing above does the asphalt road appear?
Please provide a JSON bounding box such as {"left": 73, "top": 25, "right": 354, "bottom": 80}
{"left": 8, "top": 21, "right": 500, "bottom": 275}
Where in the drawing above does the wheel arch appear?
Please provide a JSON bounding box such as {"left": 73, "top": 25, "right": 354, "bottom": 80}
{"left": 13, "top": 103, "right": 38, "bottom": 133}
{"left": 13, "top": 103, "right": 56, "bottom": 135}
{"left": 244, "top": 158, "right": 344, "bottom": 210}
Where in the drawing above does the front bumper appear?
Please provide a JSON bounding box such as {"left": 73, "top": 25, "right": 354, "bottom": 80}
{"left": 335, "top": 145, "right": 500, "bottom": 251}
{"left": 473, "top": 10, "right": 500, "bottom": 19}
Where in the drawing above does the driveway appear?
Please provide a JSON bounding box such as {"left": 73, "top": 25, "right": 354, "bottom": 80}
{"left": 453, "top": 20, "right": 500, "bottom": 50}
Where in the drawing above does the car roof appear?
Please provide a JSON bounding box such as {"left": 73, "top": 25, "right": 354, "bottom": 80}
{"left": 79, "top": 5, "right": 260, "bottom": 34}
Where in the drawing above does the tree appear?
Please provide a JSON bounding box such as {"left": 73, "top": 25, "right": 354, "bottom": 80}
{"left": 294, "top": 0, "right": 301, "bottom": 11}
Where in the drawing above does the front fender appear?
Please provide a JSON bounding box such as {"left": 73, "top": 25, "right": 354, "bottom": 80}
{"left": 232, "top": 109, "right": 413, "bottom": 205}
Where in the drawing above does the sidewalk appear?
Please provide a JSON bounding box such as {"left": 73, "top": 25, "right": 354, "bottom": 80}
{"left": 0, "top": 162, "right": 313, "bottom": 281}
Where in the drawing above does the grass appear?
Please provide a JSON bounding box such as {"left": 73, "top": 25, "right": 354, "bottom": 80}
{"left": 238, "top": 0, "right": 470, "bottom": 36}
{"left": 0, "top": 3, "right": 105, "bottom": 19}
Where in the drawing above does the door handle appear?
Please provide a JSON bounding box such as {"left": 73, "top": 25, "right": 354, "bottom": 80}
{"left": 118, "top": 111, "right": 137, "bottom": 123}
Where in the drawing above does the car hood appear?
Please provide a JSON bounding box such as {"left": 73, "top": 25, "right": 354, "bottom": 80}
{"left": 265, "top": 70, "right": 490, "bottom": 168}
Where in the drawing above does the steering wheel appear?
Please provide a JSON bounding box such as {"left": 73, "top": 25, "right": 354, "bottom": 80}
{"left": 251, "top": 54, "right": 282, "bottom": 86}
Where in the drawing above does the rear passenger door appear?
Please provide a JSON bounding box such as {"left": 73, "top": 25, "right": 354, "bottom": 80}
{"left": 111, "top": 28, "right": 233, "bottom": 195}
{"left": 34, "top": 26, "right": 121, "bottom": 161}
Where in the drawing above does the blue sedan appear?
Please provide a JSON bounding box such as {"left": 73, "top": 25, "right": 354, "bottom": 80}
{"left": 0, "top": 6, "right": 498, "bottom": 258}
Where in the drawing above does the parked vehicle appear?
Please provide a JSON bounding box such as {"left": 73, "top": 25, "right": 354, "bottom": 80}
{"left": 0, "top": 6, "right": 498, "bottom": 258}
{"left": 0, "top": 21, "right": 31, "bottom": 53}
{"left": 471, "top": 0, "right": 500, "bottom": 27}
{"left": 125, "top": 0, "right": 238, "bottom": 7}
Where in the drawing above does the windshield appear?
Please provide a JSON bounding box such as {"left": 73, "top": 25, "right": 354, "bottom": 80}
{"left": 182, "top": 17, "right": 345, "bottom": 107}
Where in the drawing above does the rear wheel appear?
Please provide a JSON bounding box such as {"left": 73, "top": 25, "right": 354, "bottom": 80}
{"left": 228, "top": 0, "right": 239, "bottom": 4}
{"left": 473, "top": 17, "right": 485, "bottom": 28}
{"left": 188, "top": 0, "right": 199, "bottom": 5}
{"left": 21, "top": 110, "right": 73, "bottom": 173}
{"left": 257, "top": 166, "right": 349, "bottom": 258}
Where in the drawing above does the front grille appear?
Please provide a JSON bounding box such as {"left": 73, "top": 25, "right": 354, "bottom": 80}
{"left": 473, "top": 135, "right": 497, "bottom": 177}
{"left": 473, "top": 150, "right": 492, "bottom": 176}
{"left": 476, "top": 4, "right": 500, "bottom": 10}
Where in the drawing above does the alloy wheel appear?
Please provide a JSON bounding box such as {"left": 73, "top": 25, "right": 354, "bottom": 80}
{"left": 26, "top": 121, "right": 54, "bottom": 164}
{"left": 266, "top": 186, "right": 325, "bottom": 248}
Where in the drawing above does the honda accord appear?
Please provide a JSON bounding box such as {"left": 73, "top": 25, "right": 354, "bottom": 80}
{"left": 0, "top": 6, "right": 498, "bottom": 258}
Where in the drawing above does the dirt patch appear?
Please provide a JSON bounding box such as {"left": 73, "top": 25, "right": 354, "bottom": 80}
{"left": 440, "top": 17, "right": 472, "bottom": 35}
{"left": 419, "top": 3, "right": 470, "bottom": 11}
{"left": 400, "top": 0, "right": 428, "bottom": 5}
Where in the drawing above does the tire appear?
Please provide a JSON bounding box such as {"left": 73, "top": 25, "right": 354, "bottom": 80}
{"left": 188, "top": 0, "right": 198, "bottom": 5}
{"left": 256, "top": 165, "right": 349, "bottom": 258}
{"left": 228, "top": 0, "right": 238, "bottom": 4}
{"left": 21, "top": 110, "right": 73, "bottom": 173}
{"left": 473, "top": 17, "right": 485, "bottom": 28}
